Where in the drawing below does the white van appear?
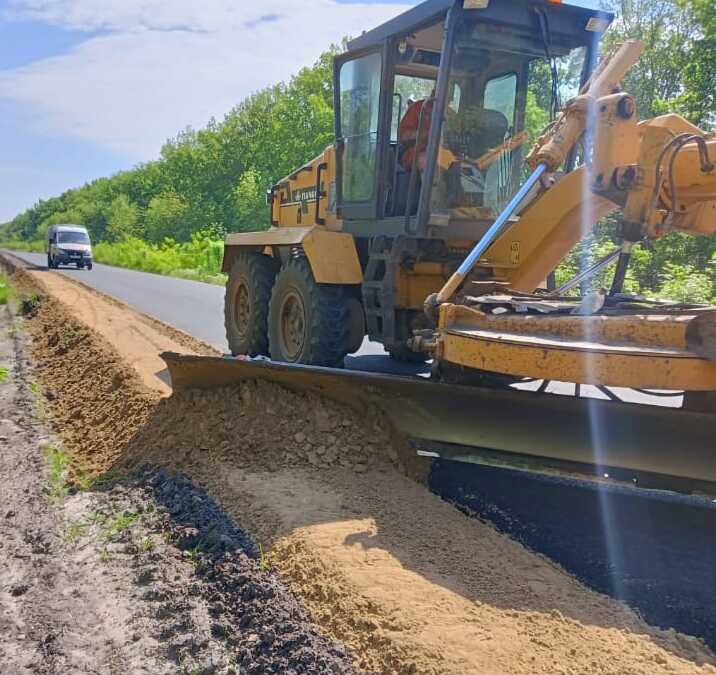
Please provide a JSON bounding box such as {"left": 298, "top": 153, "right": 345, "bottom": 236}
{"left": 47, "top": 225, "right": 93, "bottom": 270}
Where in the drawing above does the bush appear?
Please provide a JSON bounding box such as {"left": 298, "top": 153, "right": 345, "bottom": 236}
{"left": 658, "top": 263, "right": 714, "bottom": 304}
{"left": 93, "top": 232, "right": 226, "bottom": 284}
{"left": 0, "top": 240, "right": 45, "bottom": 253}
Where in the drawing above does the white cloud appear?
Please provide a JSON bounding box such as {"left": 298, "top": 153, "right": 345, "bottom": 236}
{"left": 0, "top": 1, "right": 408, "bottom": 159}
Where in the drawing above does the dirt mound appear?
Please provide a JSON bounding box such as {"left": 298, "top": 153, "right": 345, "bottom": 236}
{"left": 21, "top": 290, "right": 158, "bottom": 478}
{"left": 125, "top": 382, "right": 390, "bottom": 477}
{"left": 9, "top": 263, "right": 716, "bottom": 675}
{"left": 139, "top": 467, "right": 360, "bottom": 674}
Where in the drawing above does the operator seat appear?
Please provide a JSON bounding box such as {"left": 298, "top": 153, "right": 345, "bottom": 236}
{"left": 444, "top": 108, "right": 509, "bottom": 159}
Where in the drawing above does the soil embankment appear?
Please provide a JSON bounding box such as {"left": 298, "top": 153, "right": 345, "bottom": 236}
{"left": 5, "top": 258, "right": 716, "bottom": 674}
{"left": 0, "top": 286, "right": 360, "bottom": 674}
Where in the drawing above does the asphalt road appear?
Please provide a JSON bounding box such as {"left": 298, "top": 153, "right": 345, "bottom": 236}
{"left": 2, "top": 250, "right": 682, "bottom": 404}
{"left": 6, "top": 248, "right": 715, "bottom": 651}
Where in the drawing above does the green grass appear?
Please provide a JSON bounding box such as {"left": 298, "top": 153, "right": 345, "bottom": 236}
{"left": 0, "top": 239, "right": 45, "bottom": 254}
{"left": 139, "top": 537, "right": 155, "bottom": 553}
{"left": 63, "top": 521, "right": 89, "bottom": 545}
{"left": 258, "top": 543, "right": 271, "bottom": 572}
{"left": 0, "top": 236, "right": 227, "bottom": 285}
{"left": 185, "top": 546, "right": 201, "bottom": 567}
{"left": 92, "top": 235, "right": 226, "bottom": 285}
{"left": 101, "top": 511, "right": 140, "bottom": 541}
{"left": 42, "top": 444, "right": 70, "bottom": 502}
{"left": 0, "top": 367, "right": 8, "bottom": 384}
{"left": 28, "top": 380, "right": 46, "bottom": 418}
{"left": 0, "top": 273, "right": 9, "bottom": 305}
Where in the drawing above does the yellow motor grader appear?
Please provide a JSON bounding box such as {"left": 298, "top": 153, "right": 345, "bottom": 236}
{"left": 164, "top": 0, "right": 716, "bottom": 494}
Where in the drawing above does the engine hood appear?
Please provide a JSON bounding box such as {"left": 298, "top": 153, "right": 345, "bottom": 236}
{"left": 57, "top": 243, "right": 91, "bottom": 252}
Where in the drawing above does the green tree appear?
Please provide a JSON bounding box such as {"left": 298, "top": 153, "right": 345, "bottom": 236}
{"left": 676, "top": 0, "right": 715, "bottom": 128}
{"left": 145, "top": 192, "right": 189, "bottom": 243}
{"left": 105, "top": 195, "right": 141, "bottom": 241}
{"left": 234, "top": 169, "right": 267, "bottom": 231}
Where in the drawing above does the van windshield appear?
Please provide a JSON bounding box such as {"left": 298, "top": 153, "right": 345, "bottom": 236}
{"left": 58, "top": 231, "right": 90, "bottom": 244}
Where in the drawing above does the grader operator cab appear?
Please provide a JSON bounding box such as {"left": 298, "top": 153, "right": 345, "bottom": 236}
{"left": 164, "top": 0, "right": 716, "bottom": 495}
{"left": 221, "top": 0, "right": 607, "bottom": 365}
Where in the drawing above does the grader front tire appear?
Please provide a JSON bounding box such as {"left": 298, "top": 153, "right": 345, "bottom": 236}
{"left": 224, "top": 252, "right": 277, "bottom": 356}
{"left": 268, "top": 258, "right": 350, "bottom": 368}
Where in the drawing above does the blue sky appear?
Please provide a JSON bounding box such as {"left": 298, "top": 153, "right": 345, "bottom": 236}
{"left": 0, "top": 0, "right": 417, "bottom": 222}
{"left": 0, "top": 0, "right": 599, "bottom": 223}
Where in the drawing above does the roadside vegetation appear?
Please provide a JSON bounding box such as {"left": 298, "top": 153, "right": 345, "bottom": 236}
{"left": 1, "top": 0, "right": 714, "bottom": 300}
{"left": 0, "top": 273, "right": 9, "bottom": 305}
{"left": 42, "top": 444, "right": 71, "bottom": 502}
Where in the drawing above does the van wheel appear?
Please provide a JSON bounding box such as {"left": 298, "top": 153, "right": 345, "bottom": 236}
{"left": 268, "top": 258, "right": 349, "bottom": 368}
{"left": 87, "top": 262, "right": 93, "bottom": 270}
{"left": 224, "top": 252, "right": 277, "bottom": 356}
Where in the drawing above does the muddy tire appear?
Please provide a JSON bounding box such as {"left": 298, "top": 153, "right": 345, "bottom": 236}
{"left": 224, "top": 252, "right": 277, "bottom": 356}
{"left": 268, "top": 258, "right": 350, "bottom": 368}
{"left": 388, "top": 343, "right": 429, "bottom": 364}
{"left": 346, "top": 297, "right": 366, "bottom": 354}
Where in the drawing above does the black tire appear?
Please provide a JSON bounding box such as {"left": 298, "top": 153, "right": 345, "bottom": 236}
{"left": 224, "top": 252, "right": 277, "bottom": 356}
{"left": 47, "top": 254, "right": 53, "bottom": 269}
{"left": 388, "top": 343, "right": 429, "bottom": 364}
{"left": 268, "top": 258, "right": 350, "bottom": 368}
{"left": 346, "top": 297, "right": 366, "bottom": 354}
{"left": 87, "top": 262, "right": 93, "bottom": 270}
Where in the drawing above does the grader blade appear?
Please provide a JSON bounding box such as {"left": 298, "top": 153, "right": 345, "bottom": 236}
{"left": 161, "top": 352, "right": 716, "bottom": 495}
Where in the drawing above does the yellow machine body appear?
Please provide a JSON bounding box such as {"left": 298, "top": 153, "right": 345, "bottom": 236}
{"left": 186, "top": 0, "right": 716, "bottom": 493}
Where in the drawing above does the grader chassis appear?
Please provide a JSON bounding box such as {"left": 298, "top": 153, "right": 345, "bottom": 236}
{"left": 165, "top": 0, "right": 716, "bottom": 494}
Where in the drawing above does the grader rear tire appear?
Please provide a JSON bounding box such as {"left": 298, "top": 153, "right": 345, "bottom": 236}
{"left": 268, "top": 258, "right": 350, "bottom": 368}
{"left": 224, "top": 252, "right": 277, "bottom": 356}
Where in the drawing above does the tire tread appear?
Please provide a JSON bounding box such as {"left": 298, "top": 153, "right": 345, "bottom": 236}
{"left": 268, "top": 257, "right": 350, "bottom": 368}
{"left": 224, "top": 252, "right": 277, "bottom": 356}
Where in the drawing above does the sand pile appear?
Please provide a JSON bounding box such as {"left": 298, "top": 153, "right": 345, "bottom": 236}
{"left": 125, "top": 382, "right": 392, "bottom": 475}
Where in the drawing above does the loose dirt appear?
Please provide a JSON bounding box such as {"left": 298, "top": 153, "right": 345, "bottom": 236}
{"left": 6, "top": 259, "right": 716, "bottom": 674}
{"left": 0, "top": 297, "right": 360, "bottom": 674}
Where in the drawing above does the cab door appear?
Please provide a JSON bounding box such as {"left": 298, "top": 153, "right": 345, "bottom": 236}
{"left": 334, "top": 47, "right": 386, "bottom": 221}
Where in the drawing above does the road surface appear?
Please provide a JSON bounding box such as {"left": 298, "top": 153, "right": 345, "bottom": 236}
{"left": 5, "top": 250, "right": 429, "bottom": 376}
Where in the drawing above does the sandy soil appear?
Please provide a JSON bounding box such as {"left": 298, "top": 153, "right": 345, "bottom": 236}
{"left": 0, "top": 299, "right": 359, "bottom": 674}
{"left": 0, "top": 303, "right": 203, "bottom": 674}
{"left": 6, "top": 259, "right": 716, "bottom": 674}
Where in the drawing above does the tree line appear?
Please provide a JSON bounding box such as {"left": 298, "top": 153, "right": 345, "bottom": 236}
{"left": 1, "top": 0, "right": 714, "bottom": 299}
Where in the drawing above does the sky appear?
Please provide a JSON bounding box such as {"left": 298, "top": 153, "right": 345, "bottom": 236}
{"left": 0, "top": 0, "right": 602, "bottom": 223}
{"left": 0, "top": 0, "right": 417, "bottom": 222}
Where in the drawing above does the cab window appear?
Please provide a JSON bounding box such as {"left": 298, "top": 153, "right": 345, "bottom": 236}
{"left": 339, "top": 52, "right": 383, "bottom": 203}
{"left": 390, "top": 74, "right": 435, "bottom": 142}
{"left": 484, "top": 73, "right": 517, "bottom": 128}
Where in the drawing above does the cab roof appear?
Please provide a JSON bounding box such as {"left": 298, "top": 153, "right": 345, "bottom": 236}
{"left": 347, "top": 0, "right": 613, "bottom": 53}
